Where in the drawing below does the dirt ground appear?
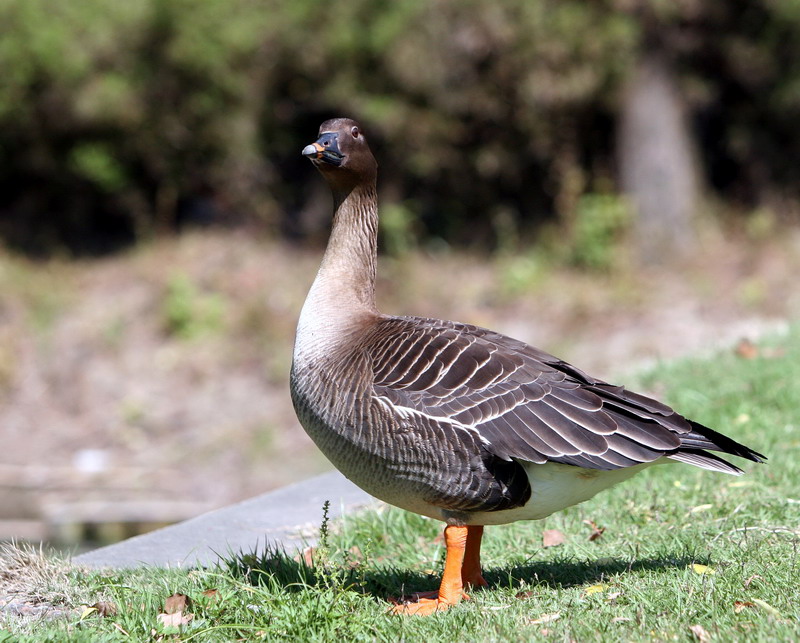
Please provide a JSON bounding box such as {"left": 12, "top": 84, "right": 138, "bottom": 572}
{"left": 0, "top": 228, "right": 796, "bottom": 541}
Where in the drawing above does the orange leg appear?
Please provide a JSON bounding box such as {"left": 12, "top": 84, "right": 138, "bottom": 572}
{"left": 462, "top": 525, "right": 488, "bottom": 589}
{"left": 392, "top": 524, "right": 487, "bottom": 616}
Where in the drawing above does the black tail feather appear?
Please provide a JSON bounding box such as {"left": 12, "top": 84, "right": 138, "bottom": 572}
{"left": 684, "top": 420, "right": 767, "bottom": 464}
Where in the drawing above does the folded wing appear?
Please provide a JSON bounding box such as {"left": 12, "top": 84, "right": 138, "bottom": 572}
{"left": 369, "top": 317, "right": 765, "bottom": 474}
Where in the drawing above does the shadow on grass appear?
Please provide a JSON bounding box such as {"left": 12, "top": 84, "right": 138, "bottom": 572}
{"left": 218, "top": 543, "right": 703, "bottom": 603}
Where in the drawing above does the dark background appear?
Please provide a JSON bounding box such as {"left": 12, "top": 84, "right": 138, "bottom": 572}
{"left": 2, "top": 0, "right": 799, "bottom": 261}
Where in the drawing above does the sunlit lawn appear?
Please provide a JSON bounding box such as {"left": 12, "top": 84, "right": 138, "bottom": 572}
{"left": 3, "top": 329, "right": 799, "bottom": 641}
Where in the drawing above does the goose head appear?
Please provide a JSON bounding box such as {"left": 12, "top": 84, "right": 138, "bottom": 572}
{"left": 302, "top": 118, "right": 377, "bottom": 193}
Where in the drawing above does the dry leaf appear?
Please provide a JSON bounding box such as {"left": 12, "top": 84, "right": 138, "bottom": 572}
{"left": 584, "top": 584, "right": 607, "bottom": 595}
{"left": 530, "top": 612, "right": 560, "bottom": 625}
{"left": 734, "top": 601, "right": 755, "bottom": 614}
{"left": 347, "top": 545, "right": 363, "bottom": 568}
{"left": 295, "top": 546, "right": 315, "bottom": 566}
{"left": 164, "top": 593, "right": 189, "bottom": 614}
{"left": 735, "top": 338, "right": 759, "bottom": 359}
{"left": 743, "top": 574, "right": 762, "bottom": 589}
{"left": 202, "top": 589, "right": 220, "bottom": 600}
{"left": 689, "top": 624, "right": 711, "bottom": 642}
{"left": 584, "top": 520, "right": 606, "bottom": 541}
{"left": 691, "top": 564, "right": 716, "bottom": 575}
{"left": 690, "top": 504, "right": 713, "bottom": 514}
{"left": 79, "top": 606, "right": 97, "bottom": 620}
{"left": 542, "top": 529, "right": 566, "bottom": 547}
{"left": 611, "top": 617, "right": 632, "bottom": 623}
{"left": 606, "top": 591, "right": 623, "bottom": 601}
{"left": 516, "top": 590, "right": 536, "bottom": 599}
{"left": 157, "top": 611, "right": 193, "bottom": 628}
{"left": 93, "top": 601, "right": 118, "bottom": 617}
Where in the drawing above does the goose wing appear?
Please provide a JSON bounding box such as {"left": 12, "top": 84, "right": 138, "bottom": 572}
{"left": 368, "top": 316, "right": 763, "bottom": 474}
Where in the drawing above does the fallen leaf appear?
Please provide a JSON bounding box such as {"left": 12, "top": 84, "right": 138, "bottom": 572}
{"left": 304, "top": 546, "right": 316, "bottom": 566}
{"left": 157, "top": 611, "right": 193, "bottom": 628}
{"left": 606, "top": 591, "right": 623, "bottom": 601}
{"left": 690, "top": 504, "right": 713, "bottom": 514}
{"left": 93, "top": 601, "right": 118, "bottom": 617}
{"left": 79, "top": 606, "right": 97, "bottom": 620}
{"left": 294, "top": 546, "right": 316, "bottom": 566}
{"left": 689, "top": 624, "right": 711, "bottom": 642}
{"left": 516, "top": 590, "right": 536, "bottom": 599}
{"left": 542, "top": 529, "right": 566, "bottom": 547}
{"left": 743, "top": 574, "right": 762, "bottom": 589}
{"left": 530, "top": 612, "right": 560, "bottom": 625}
{"left": 584, "top": 584, "right": 607, "bottom": 595}
{"left": 691, "top": 564, "right": 716, "bottom": 575}
{"left": 752, "top": 598, "right": 782, "bottom": 617}
{"left": 735, "top": 338, "right": 759, "bottom": 359}
{"left": 734, "top": 601, "right": 755, "bottom": 614}
{"left": 611, "top": 617, "right": 632, "bottom": 623}
{"left": 164, "top": 593, "right": 189, "bottom": 614}
{"left": 202, "top": 589, "right": 220, "bottom": 600}
{"left": 584, "top": 519, "right": 606, "bottom": 541}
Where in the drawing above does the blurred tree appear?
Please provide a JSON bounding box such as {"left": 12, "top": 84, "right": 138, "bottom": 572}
{"left": 0, "top": 0, "right": 799, "bottom": 258}
{"left": 0, "top": 0, "right": 272, "bottom": 254}
{"left": 618, "top": 50, "right": 699, "bottom": 264}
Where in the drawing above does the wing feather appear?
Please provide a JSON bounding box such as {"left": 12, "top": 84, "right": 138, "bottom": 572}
{"left": 367, "top": 315, "right": 764, "bottom": 473}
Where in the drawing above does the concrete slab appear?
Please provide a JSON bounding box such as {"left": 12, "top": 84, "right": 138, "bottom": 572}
{"left": 73, "top": 472, "right": 376, "bottom": 569}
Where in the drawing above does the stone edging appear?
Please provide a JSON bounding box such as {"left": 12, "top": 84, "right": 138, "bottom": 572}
{"left": 73, "top": 471, "right": 375, "bottom": 569}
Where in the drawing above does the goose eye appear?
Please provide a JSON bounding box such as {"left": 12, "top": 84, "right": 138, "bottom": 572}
{"left": 351, "top": 126, "right": 360, "bottom": 138}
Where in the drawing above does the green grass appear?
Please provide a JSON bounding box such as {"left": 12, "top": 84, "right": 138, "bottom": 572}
{"left": 3, "top": 330, "right": 799, "bottom": 641}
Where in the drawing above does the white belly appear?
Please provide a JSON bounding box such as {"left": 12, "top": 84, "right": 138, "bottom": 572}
{"left": 465, "top": 460, "right": 660, "bottom": 526}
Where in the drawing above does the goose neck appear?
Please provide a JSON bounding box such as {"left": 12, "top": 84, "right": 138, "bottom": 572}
{"left": 295, "top": 181, "right": 379, "bottom": 358}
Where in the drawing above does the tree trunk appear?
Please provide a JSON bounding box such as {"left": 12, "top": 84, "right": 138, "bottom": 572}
{"left": 618, "top": 51, "right": 699, "bottom": 264}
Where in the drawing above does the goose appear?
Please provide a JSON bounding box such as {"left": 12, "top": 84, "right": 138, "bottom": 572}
{"left": 291, "top": 118, "right": 765, "bottom": 615}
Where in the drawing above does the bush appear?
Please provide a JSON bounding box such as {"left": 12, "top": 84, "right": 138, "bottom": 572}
{"left": 1, "top": 0, "right": 799, "bottom": 256}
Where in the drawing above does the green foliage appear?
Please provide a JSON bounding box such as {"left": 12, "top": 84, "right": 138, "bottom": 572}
{"left": 162, "top": 274, "right": 224, "bottom": 340}
{"left": 568, "top": 193, "right": 631, "bottom": 271}
{"left": 379, "top": 202, "right": 419, "bottom": 257}
{"left": 498, "top": 252, "right": 550, "bottom": 297}
{"left": 2, "top": 0, "right": 800, "bottom": 255}
{"left": 69, "top": 143, "right": 128, "bottom": 193}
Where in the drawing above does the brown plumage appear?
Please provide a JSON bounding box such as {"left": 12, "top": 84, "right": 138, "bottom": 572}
{"left": 290, "top": 118, "right": 765, "bottom": 615}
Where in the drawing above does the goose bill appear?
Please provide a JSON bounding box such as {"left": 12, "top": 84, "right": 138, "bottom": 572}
{"left": 302, "top": 134, "right": 344, "bottom": 166}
